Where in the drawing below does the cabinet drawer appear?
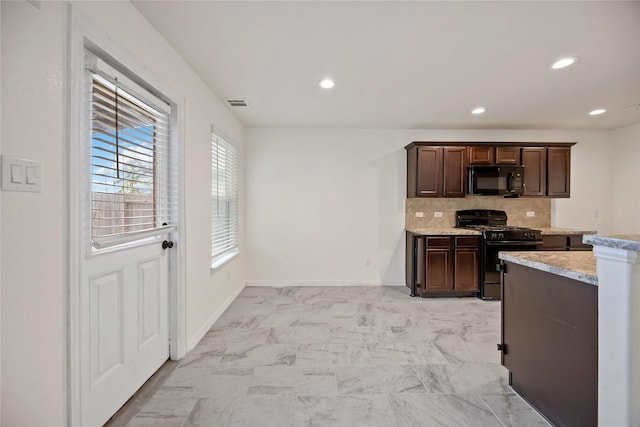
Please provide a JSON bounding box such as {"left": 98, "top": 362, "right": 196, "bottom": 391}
{"left": 455, "top": 236, "right": 480, "bottom": 247}
{"left": 426, "top": 237, "right": 451, "bottom": 248}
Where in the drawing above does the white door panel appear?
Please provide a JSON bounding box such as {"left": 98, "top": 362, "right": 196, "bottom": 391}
{"left": 89, "top": 269, "right": 124, "bottom": 387}
{"left": 82, "top": 241, "right": 169, "bottom": 426}
{"left": 138, "top": 257, "right": 161, "bottom": 348}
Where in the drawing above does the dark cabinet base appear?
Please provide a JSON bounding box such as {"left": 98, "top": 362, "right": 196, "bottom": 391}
{"left": 406, "top": 232, "right": 480, "bottom": 297}
{"left": 501, "top": 262, "right": 597, "bottom": 427}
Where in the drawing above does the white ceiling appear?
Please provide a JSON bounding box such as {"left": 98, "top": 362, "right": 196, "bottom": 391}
{"left": 132, "top": 1, "right": 640, "bottom": 130}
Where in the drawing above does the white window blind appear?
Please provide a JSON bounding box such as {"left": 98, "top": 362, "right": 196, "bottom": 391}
{"left": 211, "top": 131, "right": 239, "bottom": 260}
{"left": 86, "top": 49, "right": 173, "bottom": 249}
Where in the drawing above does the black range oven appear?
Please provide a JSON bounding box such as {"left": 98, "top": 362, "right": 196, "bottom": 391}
{"left": 456, "top": 209, "right": 542, "bottom": 299}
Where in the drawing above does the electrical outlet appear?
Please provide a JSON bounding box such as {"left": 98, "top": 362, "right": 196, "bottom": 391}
{"left": 526, "top": 211, "right": 535, "bottom": 217}
{"left": 415, "top": 212, "right": 424, "bottom": 218}
{"left": 434, "top": 212, "right": 443, "bottom": 218}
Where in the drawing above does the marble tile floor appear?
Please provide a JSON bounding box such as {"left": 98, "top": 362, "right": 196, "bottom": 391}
{"left": 106, "top": 286, "right": 551, "bottom": 427}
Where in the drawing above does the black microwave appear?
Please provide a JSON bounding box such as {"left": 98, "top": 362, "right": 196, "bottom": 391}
{"left": 468, "top": 165, "right": 525, "bottom": 195}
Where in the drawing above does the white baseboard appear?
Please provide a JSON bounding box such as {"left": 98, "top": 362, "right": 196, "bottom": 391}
{"left": 186, "top": 283, "right": 245, "bottom": 351}
{"left": 244, "top": 280, "right": 406, "bottom": 287}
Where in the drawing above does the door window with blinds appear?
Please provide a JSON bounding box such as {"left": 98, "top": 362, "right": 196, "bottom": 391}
{"left": 86, "top": 49, "right": 173, "bottom": 250}
{"left": 211, "top": 131, "right": 239, "bottom": 265}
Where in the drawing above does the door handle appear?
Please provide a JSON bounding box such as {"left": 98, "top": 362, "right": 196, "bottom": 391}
{"left": 162, "top": 240, "right": 174, "bottom": 250}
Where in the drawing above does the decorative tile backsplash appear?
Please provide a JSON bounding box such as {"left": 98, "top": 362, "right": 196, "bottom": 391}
{"left": 405, "top": 197, "right": 551, "bottom": 229}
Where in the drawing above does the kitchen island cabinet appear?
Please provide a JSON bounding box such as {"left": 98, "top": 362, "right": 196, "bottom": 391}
{"left": 499, "top": 251, "right": 597, "bottom": 427}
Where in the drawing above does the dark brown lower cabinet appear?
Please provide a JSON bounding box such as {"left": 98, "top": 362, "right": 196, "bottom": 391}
{"left": 425, "top": 237, "right": 453, "bottom": 291}
{"left": 541, "top": 234, "right": 593, "bottom": 251}
{"left": 501, "top": 261, "right": 597, "bottom": 427}
{"left": 406, "top": 233, "right": 480, "bottom": 297}
{"left": 454, "top": 239, "right": 480, "bottom": 291}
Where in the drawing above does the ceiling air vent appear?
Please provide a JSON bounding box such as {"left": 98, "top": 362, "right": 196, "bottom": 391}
{"left": 225, "top": 98, "right": 249, "bottom": 108}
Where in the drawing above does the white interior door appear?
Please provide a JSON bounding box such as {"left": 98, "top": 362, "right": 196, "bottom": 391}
{"left": 79, "top": 51, "right": 174, "bottom": 426}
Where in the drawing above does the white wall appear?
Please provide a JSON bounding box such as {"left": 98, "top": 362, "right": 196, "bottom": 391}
{"left": 0, "top": 3, "right": 3, "bottom": 420}
{"left": 2, "top": 3, "right": 67, "bottom": 424}
{"left": 1, "top": 1, "right": 246, "bottom": 425}
{"left": 246, "top": 128, "right": 614, "bottom": 284}
{"left": 610, "top": 123, "right": 640, "bottom": 234}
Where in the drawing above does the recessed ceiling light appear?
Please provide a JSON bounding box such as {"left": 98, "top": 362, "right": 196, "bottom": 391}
{"left": 319, "top": 78, "right": 335, "bottom": 89}
{"left": 551, "top": 57, "right": 577, "bottom": 70}
{"left": 471, "top": 107, "right": 486, "bottom": 115}
{"left": 589, "top": 109, "right": 606, "bottom": 115}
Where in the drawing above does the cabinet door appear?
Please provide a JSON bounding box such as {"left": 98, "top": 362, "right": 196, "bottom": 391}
{"left": 454, "top": 248, "right": 479, "bottom": 291}
{"left": 416, "top": 147, "right": 443, "bottom": 197}
{"left": 541, "top": 235, "right": 567, "bottom": 250}
{"left": 442, "top": 147, "right": 466, "bottom": 197}
{"left": 496, "top": 147, "right": 521, "bottom": 165}
{"left": 468, "top": 146, "right": 494, "bottom": 165}
{"left": 425, "top": 249, "right": 452, "bottom": 291}
{"left": 547, "top": 147, "right": 571, "bottom": 197}
{"left": 568, "top": 234, "right": 592, "bottom": 251}
{"left": 522, "top": 147, "right": 547, "bottom": 196}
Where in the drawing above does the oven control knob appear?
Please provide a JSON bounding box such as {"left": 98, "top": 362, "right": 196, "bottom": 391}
{"left": 498, "top": 233, "right": 504, "bottom": 240}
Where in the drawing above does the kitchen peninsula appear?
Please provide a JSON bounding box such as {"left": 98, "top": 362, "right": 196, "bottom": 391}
{"left": 498, "top": 250, "right": 598, "bottom": 427}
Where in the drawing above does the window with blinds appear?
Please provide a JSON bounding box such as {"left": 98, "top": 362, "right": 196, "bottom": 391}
{"left": 211, "top": 132, "right": 239, "bottom": 262}
{"left": 86, "top": 50, "right": 173, "bottom": 249}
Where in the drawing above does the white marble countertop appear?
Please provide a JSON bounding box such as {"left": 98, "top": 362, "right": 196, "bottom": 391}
{"left": 583, "top": 234, "right": 640, "bottom": 252}
{"left": 499, "top": 251, "right": 598, "bottom": 286}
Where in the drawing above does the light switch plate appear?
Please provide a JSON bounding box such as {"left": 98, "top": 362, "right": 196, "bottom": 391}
{"left": 415, "top": 212, "right": 424, "bottom": 218}
{"left": 1, "top": 155, "right": 41, "bottom": 192}
{"left": 526, "top": 211, "right": 535, "bottom": 217}
{"left": 434, "top": 212, "right": 443, "bottom": 218}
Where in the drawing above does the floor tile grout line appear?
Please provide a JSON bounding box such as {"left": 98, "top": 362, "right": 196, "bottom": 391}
{"left": 477, "top": 392, "right": 509, "bottom": 427}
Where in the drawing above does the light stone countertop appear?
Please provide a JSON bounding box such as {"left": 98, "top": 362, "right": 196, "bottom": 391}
{"left": 583, "top": 234, "right": 640, "bottom": 252}
{"left": 499, "top": 251, "right": 597, "bottom": 286}
{"left": 405, "top": 228, "right": 482, "bottom": 236}
{"left": 536, "top": 228, "right": 597, "bottom": 235}
{"left": 406, "top": 227, "right": 595, "bottom": 236}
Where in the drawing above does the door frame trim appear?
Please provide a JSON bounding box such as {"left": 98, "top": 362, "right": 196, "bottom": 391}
{"left": 66, "top": 6, "right": 187, "bottom": 426}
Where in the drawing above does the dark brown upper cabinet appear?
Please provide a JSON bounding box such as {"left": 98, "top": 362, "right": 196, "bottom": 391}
{"left": 522, "top": 147, "right": 547, "bottom": 196}
{"left": 468, "top": 146, "right": 521, "bottom": 165}
{"left": 468, "top": 146, "right": 494, "bottom": 165}
{"left": 522, "top": 146, "right": 571, "bottom": 197}
{"left": 406, "top": 145, "right": 466, "bottom": 197}
{"left": 495, "top": 147, "right": 521, "bottom": 165}
{"left": 547, "top": 147, "right": 571, "bottom": 197}
{"left": 443, "top": 147, "right": 466, "bottom": 197}
{"left": 406, "top": 142, "right": 573, "bottom": 198}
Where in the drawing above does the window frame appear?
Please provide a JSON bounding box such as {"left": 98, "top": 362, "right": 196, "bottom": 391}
{"left": 85, "top": 48, "right": 174, "bottom": 254}
{"left": 210, "top": 129, "right": 240, "bottom": 270}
